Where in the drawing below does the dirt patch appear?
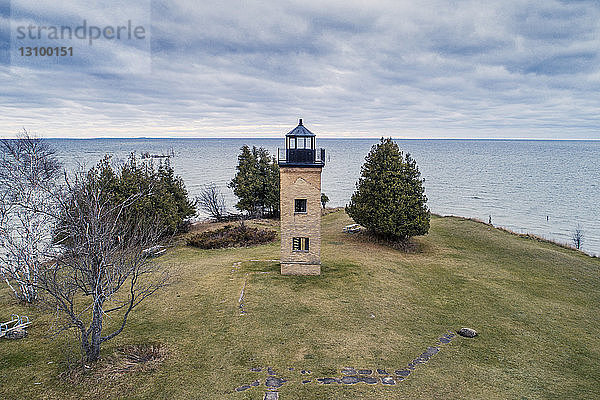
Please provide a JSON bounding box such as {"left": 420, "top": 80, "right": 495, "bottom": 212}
{"left": 62, "top": 343, "right": 168, "bottom": 383}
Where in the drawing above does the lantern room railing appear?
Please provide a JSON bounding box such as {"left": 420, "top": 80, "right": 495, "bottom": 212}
{"left": 277, "top": 148, "right": 325, "bottom": 167}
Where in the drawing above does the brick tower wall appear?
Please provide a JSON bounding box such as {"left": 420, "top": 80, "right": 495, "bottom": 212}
{"left": 279, "top": 166, "right": 322, "bottom": 275}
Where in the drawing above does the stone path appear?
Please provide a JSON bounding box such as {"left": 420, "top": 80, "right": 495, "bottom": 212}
{"left": 230, "top": 260, "right": 460, "bottom": 398}
{"left": 233, "top": 331, "right": 458, "bottom": 398}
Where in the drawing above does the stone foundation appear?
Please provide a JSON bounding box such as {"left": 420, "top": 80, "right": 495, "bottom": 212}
{"left": 281, "top": 262, "right": 321, "bottom": 275}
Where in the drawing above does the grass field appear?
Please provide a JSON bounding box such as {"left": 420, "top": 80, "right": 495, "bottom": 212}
{"left": 1, "top": 211, "right": 599, "bottom": 399}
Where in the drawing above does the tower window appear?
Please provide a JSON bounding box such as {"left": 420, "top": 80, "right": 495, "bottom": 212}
{"left": 294, "top": 199, "right": 307, "bottom": 213}
{"left": 292, "top": 237, "right": 309, "bottom": 252}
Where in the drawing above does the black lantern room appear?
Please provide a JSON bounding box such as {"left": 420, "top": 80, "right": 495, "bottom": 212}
{"left": 277, "top": 119, "right": 325, "bottom": 167}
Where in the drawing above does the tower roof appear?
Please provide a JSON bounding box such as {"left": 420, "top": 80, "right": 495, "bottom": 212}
{"left": 286, "top": 119, "right": 316, "bottom": 137}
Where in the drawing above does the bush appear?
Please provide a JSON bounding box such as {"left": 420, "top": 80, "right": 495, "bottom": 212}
{"left": 187, "top": 223, "right": 276, "bottom": 249}
{"left": 346, "top": 138, "right": 430, "bottom": 241}
{"left": 321, "top": 193, "right": 330, "bottom": 208}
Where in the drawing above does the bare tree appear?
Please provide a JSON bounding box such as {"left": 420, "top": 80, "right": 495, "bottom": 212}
{"left": 197, "top": 183, "right": 227, "bottom": 221}
{"left": 572, "top": 225, "right": 584, "bottom": 250}
{"left": 37, "top": 173, "right": 169, "bottom": 363}
{"left": 0, "top": 130, "right": 60, "bottom": 302}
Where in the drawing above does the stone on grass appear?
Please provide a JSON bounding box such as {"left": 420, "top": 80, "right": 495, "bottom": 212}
{"left": 317, "top": 377, "right": 339, "bottom": 384}
{"left": 381, "top": 377, "right": 396, "bottom": 385}
{"left": 376, "top": 368, "right": 388, "bottom": 375}
{"left": 395, "top": 370, "right": 411, "bottom": 377}
{"left": 358, "top": 369, "right": 372, "bottom": 375}
{"left": 358, "top": 376, "right": 378, "bottom": 384}
{"left": 265, "top": 377, "right": 286, "bottom": 388}
{"left": 235, "top": 385, "right": 251, "bottom": 392}
{"left": 341, "top": 376, "right": 359, "bottom": 384}
{"left": 5, "top": 329, "right": 27, "bottom": 340}
{"left": 341, "top": 367, "right": 357, "bottom": 375}
{"left": 458, "top": 327, "right": 478, "bottom": 338}
{"left": 264, "top": 392, "right": 279, "bottom": 400}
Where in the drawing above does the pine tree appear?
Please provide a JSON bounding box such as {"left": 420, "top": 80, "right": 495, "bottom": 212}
{"left": 346, "top": 138, "right": 430, "bottom": 240}
{"left": 229, "top": 146, "right": 279, "bottom": 218}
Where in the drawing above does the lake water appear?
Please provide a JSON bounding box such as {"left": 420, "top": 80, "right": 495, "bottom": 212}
{"left": 48, "top": 138, "right": 600, "bottom": 256}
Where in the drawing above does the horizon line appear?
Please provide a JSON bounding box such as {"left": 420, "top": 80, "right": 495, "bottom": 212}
{"left": 4, "top": 136, "right": 599, "bottom": 141}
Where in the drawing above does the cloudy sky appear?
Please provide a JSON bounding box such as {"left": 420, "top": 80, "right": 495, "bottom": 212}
{"left": 1, "top": 0, "right": 599, "bottom": 139}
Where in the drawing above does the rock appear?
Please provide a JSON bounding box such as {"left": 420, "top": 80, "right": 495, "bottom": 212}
{"left": 251, "top": 380, "right": 260, "bottom": 387}
{"left": 458, "top": 328, "right": 478, "bottom": 338}
{"left": 341, "top": 376, "right": 359, "bottom": 384}
{"left": 376, "top": 368, "right": 388, "bottom": 375}
{"left": 264, "top": 392, "right": 279, "bottom": 400}
{"left": 358, "top": 376, "right": 378, "bottom": 384}
{"left": 250, "top": 367, "right": 262, "bottom": 372}
{"left": 235, "top": 385, "right": 251, "bottom": 392}
{"left": 358, "top": 369, "right": 372, "bottom": 375}
{"left": 316, "top": 377, "right": 339, "bottom": 384}
{"left": 5, "top": 329, "right": 27, "bottom": 340}
{"left": 395, "top": 370, "right": 411, "bottom": 377}
{"left": 341, "top": 367, "right": 357, "bottom": 375}
{"left": 439, "top": 337, "right": 451, "bottom": 344}
{"left": 381, "top": 377, "right": 396, "bottom": 385}
{"left": 302, "top": 380, "right": 311, "bottom": 384}
{"left": 265, "top": 377, "right": 286, "bottom": 388}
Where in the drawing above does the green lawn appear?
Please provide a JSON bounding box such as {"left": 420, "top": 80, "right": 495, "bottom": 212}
{"left": 1, "top": 211, "right": 599, "bottom": 399}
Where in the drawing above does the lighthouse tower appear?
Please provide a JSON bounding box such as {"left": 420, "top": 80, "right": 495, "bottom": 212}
{"left": 277, "top": 119, "right": 325, "bottom": 275}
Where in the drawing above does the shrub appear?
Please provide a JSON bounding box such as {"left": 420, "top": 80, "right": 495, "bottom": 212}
{"left": 321, "top": 193, "right": 330, "bottom": 208}
{"left": 187, "top": 223, "right": 276, "bottom": 249}
{"left": 346, "top": 138, "right": 430, "bottom": 241}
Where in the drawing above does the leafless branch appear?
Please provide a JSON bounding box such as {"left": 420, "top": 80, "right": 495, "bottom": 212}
{"left": 0, "top": 130, "right": 60, "bottom": 302}
{"left": 196, "top": 183, "right": 227, "bottom": 221}
{"left": 36, "top": 173, "right": 168, "bottom": 362}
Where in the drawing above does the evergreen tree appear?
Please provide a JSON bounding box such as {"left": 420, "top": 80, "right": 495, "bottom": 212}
{"left": 59, "top": 154, "right": 195, "bottom": 240}
{"left": 229, "top": 145, "right": 279, "bottom": 218}
{"left": 346, "top": 138, "right": 430, "bottom": 240}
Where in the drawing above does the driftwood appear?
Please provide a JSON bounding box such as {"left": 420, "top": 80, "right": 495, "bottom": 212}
{"left": 0, "top": 314, "right": 30, "bottom": 339}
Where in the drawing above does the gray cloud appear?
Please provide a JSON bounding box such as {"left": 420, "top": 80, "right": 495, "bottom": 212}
{"left": 1, "top": 0, "right": 599, "bottom": 139}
